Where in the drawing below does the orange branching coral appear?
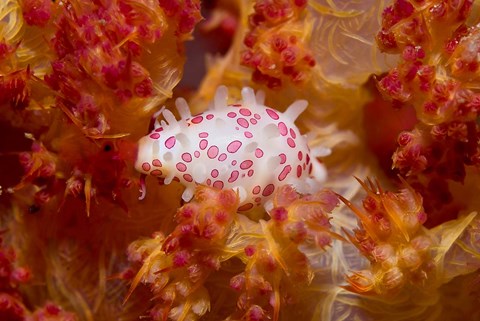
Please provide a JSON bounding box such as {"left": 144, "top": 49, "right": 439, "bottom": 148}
{"left": 375, "top": 0, "right": 480, "bottom": 225}
{"left": 158, "top": 0, "right": 202, "bottom": 40}
{"left": 41, "top": 0, "right": 168, "bottom": 135}
{"left": 227, "top": 185, "right": 339, "bottom": 321}
{"left": 241, "top": 0, "right": 315, "bottom": 88}
{"left": 125, "top": 185, "right": 339, "bottom": 321}
{"left": 1, "top": 0, "right": 200, "bottom": 215}
{"left": 126, "top": 186, "right": 239, "bottom": 320}
{"left": 11, "top": 135, "right": 135, "bottom": 216}
{"left": 2, "top": 0, "right": 195, "bottom": 135}
{"left": 340, "top": 178, "right": 434, "bottom": 295}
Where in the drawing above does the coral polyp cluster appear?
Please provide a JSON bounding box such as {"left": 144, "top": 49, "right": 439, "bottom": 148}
{"left": 376, "top": 0, "right": 480, "bottom": 224}
{"left": 341, "top": 178, "right": 434, "bottom": 295}
{"left": 127, "top": 185, "right": 339, "bottom": 321}
{"left": 241, "top": 0, "right": 315, "bottom": 88}
{"left": 0, "top": 232, "right": 78, "bottom": 320}
{"left": 127, "top": 186, "right": 238, "bottom": 321}
{"left": 42, "top": 0, "right": 170, "bottom": 134}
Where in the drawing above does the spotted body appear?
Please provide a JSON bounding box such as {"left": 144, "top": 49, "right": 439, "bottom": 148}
{"left": 135, "top": 86, "right": 328, "bottom": 211}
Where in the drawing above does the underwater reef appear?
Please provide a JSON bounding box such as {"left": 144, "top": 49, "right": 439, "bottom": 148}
{"left": 0, "top": 0, "right": 479, "bottom": 320}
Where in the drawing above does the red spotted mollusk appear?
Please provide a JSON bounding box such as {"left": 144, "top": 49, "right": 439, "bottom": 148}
{"left": 135, "top": 86, "right": 328, "bottom": 211}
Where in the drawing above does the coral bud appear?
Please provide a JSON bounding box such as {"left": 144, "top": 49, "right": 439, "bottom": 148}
{"left": 362, "top": 196, "right": 378, "bottom": 212}
{"left": 230, "top": 274, "right": 245, "bottom": 292}
{"left": 44, "top": 303, "right": 61, "bottom": 315}
{"left": 11, "top": 267, "right": 31, "bottom": 283}
{"left": 270, "top": 207, "right": 288, "bottom": 222}
{"left": 285, "top": 221, "right": 307, "bottom": 243}
{"left": 410, "top": 235, "right": 432, "bottom": 253}
{"left": 346, "top": 270, "right": 375, "bottom": 293}
{"left": 371, "top": 244, "right": 395, "bottom": 263}
{"left": 280, "top": 47, "right": 298, "bottom": 66}
{"left": 272, "top": 36, "right": 288, "bottom": 52}
{"left": 382, "top": 266, "right": 405, "bottom": 290}
{"left": 172, "top": 250, "right": 190, "bottom": 267}
{"left": 398, "top": 246, "right": 421, "bottom": 269}
{"left": 244, "top": 245, "right": 256, "bottom": 257}
{"left": 246, "top": 305, "right": 265, "bottom": 321}
{"left": 190, "top": 288, "right": 210, "bottom": 316}
{"left": 314, "top": 232, "right": 332, "bottom": 248}
{"left": 21, "top": 0, "right": 52, "bottom": 27}
{"left": 294, "top": 0, "right": 307, "bottom": 7}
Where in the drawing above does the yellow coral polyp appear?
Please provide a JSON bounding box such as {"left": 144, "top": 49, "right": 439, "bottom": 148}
{"left": 342, "top": 178, "right": 435, "bottom": 296}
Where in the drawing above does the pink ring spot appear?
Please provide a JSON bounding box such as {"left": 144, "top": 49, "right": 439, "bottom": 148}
{"left": 232, "top": 103, "right": 242, "bottom": 107}
{"left": 155, "top": 127, "right": 163, "bottom": 132}
{"left": 255, "top": 148, "right": 264, "bottom": 158}
{"left": 278, "top": 122, "right": 288, "bottom": 136}
{"left": 238, "top": 203, "right": 254, "bottom": 211}
{"left": 207, "top": 145, "right": 219, "bottom": 159}
{"left": 206, "top": 179, "right": 211, "bottom": 185}
{"left": 152, "top": 159, "right": 162, "bottom": 167}
{"left": 191, "top": 116, "right": 203, "bottom": 124}
{"left": 227, "top": 112, "right": 237, "bottom": 118}
{"left": 228, "top": 170, "right": 239, "bottom": 183}
{"left": 231, "top": 160, "right": 237, "bottom": 165}
{"left": 194, "top": 151, "right": 200, "bottom": 158}
{"left": 306, "top": 154, "right": 311, "bottom": 164}
{"left": 213, "top": 180, "right": 224, "bottom": 189}
{"left": 290, "top": 128, "right": 296, "bottom": 138}
{"left": 250, "top": 118, "right": 257, "bottom": 125}
{"left": 279, "top": 153, "right": 287, "bottom": 164}
{"left": 165, "top": 136, "right": 176, "bottom": 149}
{"left": 262, "top": 184, "right": 275, "bottom": 197}
{"left": 199, "top": 132, "right": 209, "bottom": 138}
{"left": 176, "top": 162, "right": 187, "bottom": 172}
{"left": 244, "top": 131, "right": 253, "bottom": 138}
{"left": 266, "top": 109, "right": 279, "bottom": 120}
{"left": 142, "top": 162, "right": 151, "bottom": 171}
{"left": 287, "top": 138, "right": 296, "bottom": 148}
{"left": 183, "top": 174, "right": 193, "bottom": 182}
{"left": 239, "top": 108, "right": 252, "bottom": 116}
{"left": 298, "top": 151, "right": 303, "bottom": 161}
{"left": 150, "top": 133, "right": 160, "bottom": 139}
{"left": 278, "top": 165, "right": 292, "bottom": 181}
{"left": 237, "top": 118, "right": 249, "bottom": 128}
{"left": 206, "top": 114, "right": 214, "bottom": 120}
{"left": 151, "top": 169, "right": 162, "bottom": 176}
{"left": 240, "top": 160, "right": 253, "bottom": 169}
{"left": 297, "top": 165, "right": 302, "bottom": 177}
{"left": 182, "top": 153, "right": 192, "bottom": 162}
{"left": 227, "top": 140, "right": 242, "bottom": 153}
{"left": 211, "top": 169, "right": 219, "bottom": 178}
{"left": 248, "top": 169, "right": 254, "bottom": 177}
{"left": 255, "top": 197, "right": 261, "bottom": 203}
{"left": 252, "top": 186, "right": 261, "bottom": 194}
{"left": 218, "top": 153, "right": 227, "bottom": 161}
{"left": 199, "top": 139, "right": 208, "bottom": 150}
{"left": 254, "top": 113, "right": 261, "bottom": 120}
